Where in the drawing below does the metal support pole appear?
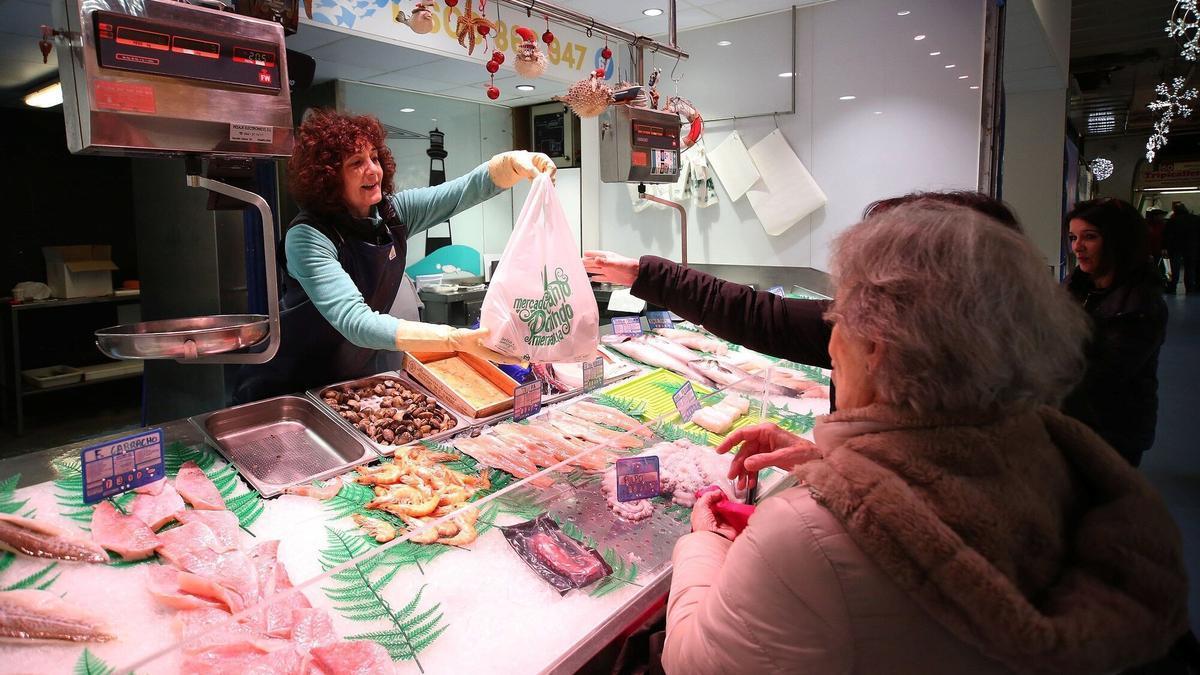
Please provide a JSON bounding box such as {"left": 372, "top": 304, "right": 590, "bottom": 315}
{"left": 496, "top": 0, "right": 687, "bottom": 58}
{"left": 640, "top": 187, "right": 688, "bottom": 267}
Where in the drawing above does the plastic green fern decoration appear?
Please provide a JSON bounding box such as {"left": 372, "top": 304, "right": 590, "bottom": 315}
{"left": 590, "top": 394, "right": 649, "bottom": 419}
{"left": 73, "top": 649, "right": 115, "bottom": 675}
{"left": 792, "top": 363, "right": 831, "bottom": 386}
{"left": 324, "top": 477, "right": 377, "bottom": 519}
{"left": 768, "top": 404, "right": 816, "bottom": 435}
{"left": 2, "top": 559, "right": 60, "bottom": 591}
{"left": 52, "top": 457, "right": 134, "bottom": 526}
{"left": 319, "top": 527, "right": 447, "bottom": 671}
{"left": 0, "top": 473, "right": 30, "bottom": 516}
{"left": 589, "top": 547, "right": 639, "bottom": 598}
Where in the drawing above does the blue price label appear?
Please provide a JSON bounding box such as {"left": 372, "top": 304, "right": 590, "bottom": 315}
{"left": 767, "top": 285, "right": 786, "bottom": 297}
{"left": 513, "top": 380, "right": 543, "bottom": 421}
{"left": 611, "top": 316, "right": 644, "bottom": 336}
{"left": 615, "top": 456, "right": 661, "bottom": 502}
{"left": 646, "top": 311, "right": 674, "bottom": 330}
{"left": 672, "top": 381, "right": 702, "bottom": 422}
{"left": 582, "top": 356, "right": 604, "bottom": 391}
{"left": 81, "top": 428, "right": 165, "bottom": 505}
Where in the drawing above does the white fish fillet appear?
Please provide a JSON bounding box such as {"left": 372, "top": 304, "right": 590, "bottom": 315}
{"left": 544, "top": 411, "right": 643, "bottom": 449}
{"left": 653, "top": 328, "right": 729, "bottom": 354}
{"left": 0, "top": 590, "right": 113, "bottom": 642}
{"left": 0, "top": 513, "right": 108, "bottom": 564}
{"left": 691, "top": 406, "right": 738, "bottom": 434}
{"left": 604, "top": 337, "right": 714, "bottom": 387}
{"left": 562, "top": 401, "right": 654, "bottom": 439}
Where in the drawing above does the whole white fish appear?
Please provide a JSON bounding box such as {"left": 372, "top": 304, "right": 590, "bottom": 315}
{"left": 0, "top": 513, "right": 108, "bottom": 564}
{"left": 0, "top": 590, "right": 113, "bottom": 642}
{"left": 653, "top": 328, "right": 729, "bottom": 354}
{"left": 691, "top": 358, "right": 797, "bottom": 397}
{"left": 603, "top": 336, "right": 714, "bottom": 387}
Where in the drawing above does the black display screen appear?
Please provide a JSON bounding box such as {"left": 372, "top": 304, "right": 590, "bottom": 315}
{"left": 93, "top": 10, "right": 281, "bottom": 92}
{"left": 632, "top": 120, "right": 679, "bottom": 151}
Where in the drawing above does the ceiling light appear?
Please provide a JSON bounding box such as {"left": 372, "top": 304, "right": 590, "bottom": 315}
{"left": 24, "top": 81, "right": 62, "bottom": 108}
{"left": 873, "top": 111, "right": 883, "bottom": 115}
{"left": 1160, "top": 189, "right": 1200, "bottom": 195}
{"left": 969, "top": 85, "right": 980, "bottom": 90}
{"left": 1089, "top": 157, "right": 1114, "bottom": 181}
{"left": 913, "top": 34, "right": 926, "bottom": 41}
{"left": 944, "top": 64, "right": 956, "bottom": 68}
{"left": 643, "top": 8, "right": 663, "bottom": 16}
{"left": 515, "top": 84, "right": 535, "bottom": 91}
{"left": 1143, "top": 186, "right": 1199, "bottom": 191}
{"left": 929, "top": 51, "right": 941, "bottom": 56}
{"left": 717, "top": 40, "right": 732, "bottom": 46}
{"left": 839, "top": 95, "right": 857, "bottom": 100}
{"left": 1087, "top": 110, "right": 1116, "bottom": 134}
{"left": 897, "top": 10, "right": 911, "bottom": 15}
{"left": 778, "top": 72, "right": 794, "bottom": 78}
{"left": 400, "top": 107, "right": 415, "bottom": 113}
{"left": 957, "top": 75, "right": 968, "bottom": 79}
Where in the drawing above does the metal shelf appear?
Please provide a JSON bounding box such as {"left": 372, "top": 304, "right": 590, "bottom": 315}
{"left": 20, "top": 371, "right": 142, "bottom": 397}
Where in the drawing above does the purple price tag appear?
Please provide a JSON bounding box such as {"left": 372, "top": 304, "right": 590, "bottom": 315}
{"left": 81, "top": 428, "right": 165, "bottom": 504}
{"left": 611, "top": 316, "right": 643, "bottom": 336}
{"left": 582, "top": 356, "right": 604, "bottom": 391}
{"left": 646, "top": 311, "right": 674, "bottom": 330}
{"left": 513, "top": 380, "right": 543, "bottom": 421}
{"left": 615, "top": 456, "right": 661, "bottom": 502}
{"left": 673, "top": 381, "right": 702, "bottom": 422}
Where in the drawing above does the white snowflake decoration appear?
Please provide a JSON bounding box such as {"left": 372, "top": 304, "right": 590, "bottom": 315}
{"left": 1089, "top": 158, "right": 1114, "bottom": 181}
{"left": 1145, "top": 77, "right": 1198, "bottom": 163}
{"left": 1167, "top": 0, "right": 1200, "bottom": 61}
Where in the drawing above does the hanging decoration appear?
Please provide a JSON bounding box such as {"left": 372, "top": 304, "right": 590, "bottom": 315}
{"left": 542, "top": 15, "right": 555, "bottom": 47}
{"left": 1088, "top": 157, "right": 1114, "bottom": 182}
{"left": 487, "top": 73, "right": 500, "bottom": 100}
{"left": 556, "top": 70, "right": 614, "bottom": 118}
{"left": 513, "top": 25, "right": 547, "bottom": 78}
{"left": 395, "top": 1, "right": 435, "bottom": 34}
{"left": 1167, "top": 0, "right": 1200, "bottom": 60}
{"left": 454, "top": 1, "right": 496, "bottom": 55}
{"left": 666, "top": 96, "right": 704, "bottom": 150}
{"left": 1146, "top": 76, "right": 1197, "bottom": 163}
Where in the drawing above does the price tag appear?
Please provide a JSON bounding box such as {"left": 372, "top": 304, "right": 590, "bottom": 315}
{"left": 611, "top": 316, "right": 644, "bottom": 336}
{"left": 615, "top": 456, "right": 661, "bottom": 502}
{"left": 767, "top": 285, "right": 786, "bottom": 297}
{"left": 81, "top": 428, "right": 165, "bottom": 505}
{"left": 513, "top": 380, "right": 543, "bottom": 421}
{"left": 582, "top": 356, "right": 604, "bottom": 391}
{"left": 646, "top": 311, "right": 674, "bottom": 330}
{"left": 672, "top": 381, "right": 702, "bottom": 422}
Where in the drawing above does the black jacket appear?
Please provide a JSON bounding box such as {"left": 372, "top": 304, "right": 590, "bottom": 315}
{"left": 1062, "top": 268, "right": 1168, "bottom": 463}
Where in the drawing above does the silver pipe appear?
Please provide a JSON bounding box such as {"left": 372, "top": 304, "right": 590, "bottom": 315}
{"left": 668, "top": 0, "right": 677, "bottom": 48}
{"left": 496, "top": 0, "right": 688, "bottom": 61}
{"left": 640, "top": 193, "right": 688, "bottom": 266}
{"left": 703, "top": 7, "right": 797, "bottom": 124}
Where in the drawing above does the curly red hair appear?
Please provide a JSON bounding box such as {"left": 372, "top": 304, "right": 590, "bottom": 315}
{"left": 288, "top": 109, "right": 396, "bottom": 216}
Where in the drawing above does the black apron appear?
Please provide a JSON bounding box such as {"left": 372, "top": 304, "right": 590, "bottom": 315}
{"left": 232, "top": 202, "right": 409, "bottom": 403}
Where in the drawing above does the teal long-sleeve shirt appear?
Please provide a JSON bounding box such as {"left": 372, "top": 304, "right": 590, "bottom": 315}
{"left": 284, "top": 162, "right": 502, "bottom": 350}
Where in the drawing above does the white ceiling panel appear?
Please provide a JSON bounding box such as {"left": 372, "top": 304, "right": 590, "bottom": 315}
{"left": 365, "top": 69, "right": 462, "bottom": 92}
{"left": 392, "top": 56, "right": 495, "bottom": 85}
{"left": 620, "top": 7, "right": 720, "bottom": 36}
{"left": 2, "top": 0, "right": 55, "bottom": 38}
{"left": 306, "top": 34, "right": 443, "bottom": 70}
{"left": 285, "top": 24, "right": 346, "bottom": 52}
{"left": 702, "top": 0, "right": 821, "bottom": 21}
{"left": 312, "top": 59, "right": 391, "bottom": 83}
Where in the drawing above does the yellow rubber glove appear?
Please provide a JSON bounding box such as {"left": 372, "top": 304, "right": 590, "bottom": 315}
{"left": 393, "top": 321, "right": 525, "bottom": 365}
{"left": 487, "top": 150, "right": 557, "bottom": 189}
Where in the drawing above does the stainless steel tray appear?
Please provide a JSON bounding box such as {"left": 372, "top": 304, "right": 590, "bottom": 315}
{"left": 307, "top": 371, "right": 471, "bottom": 455}
{"left": 191, "top": 395, "right": 375, "bottom": 497}
{"left": 96, "top": 315, "right": 269, "bottom": 360}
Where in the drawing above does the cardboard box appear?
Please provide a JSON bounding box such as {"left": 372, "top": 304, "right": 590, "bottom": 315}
{"left": 43, "top": 245, "right": 118, "bottom": 298}
{"left": 404, "top": 351, "right": 518, "bottom": 419}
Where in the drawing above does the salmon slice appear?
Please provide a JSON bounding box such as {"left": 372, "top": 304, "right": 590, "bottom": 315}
{"left": 176, "top": 461, "right": 227, "bottom": 510}
{"left": 131, "top": 482, "right": 186, "bottom": 530}
{"left": 521, "top": 422, "right": 614, "bottom": 471}
{"left": 492, "top": 424, "right": 568, "bottom": 469}
{"left": 309, "top": 641, "right": 394, "bottom": 675}
{"left": 290, "top": 608, "right": 337, "bottom": 650}
{"left": 454, "top": 436, "right": 552, "bottom": 487}
{"left": 544, "top": 411, "right": 643, "bottom": 449}
{"left": 564, "top": 401, "right": 655, "bottom": 439}
{"left": 90, "top": 501, "right": 158, "bottom": 561}
{"left": 175, "top": 510, "right": 240, "bottom": 552}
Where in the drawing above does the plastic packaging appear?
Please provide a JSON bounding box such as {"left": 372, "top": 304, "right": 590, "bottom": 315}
{"left": 695, "top": 485, "right": 756, "bottom": 534}
{"left": 499, "top": 515, "right": 611, "bottom": 594}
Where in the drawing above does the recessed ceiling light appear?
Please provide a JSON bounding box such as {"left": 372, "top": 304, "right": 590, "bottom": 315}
{"left": 897, "top": 10, "right": 911, "bottom": 16}
{"left": 643, "top": 8, "right": 663, "bottom": 16}
{"left": 945, "top": 64, "right": 956, "bottom": 68}
{"left": 778, "top": 72, "right": 794, "bottom": 78}
{"left": 400, "top": 107, "right": 415, "bottom": 113}
{"left": 873, "top": 110, "right": 883, "bottom": 115}
{"left": 913, "top": 34, "right": 926, "bottom": 41}
{"left": 717, "top": 40, "right": 732, "bottom": 46}
{"left": 957, "top": 75, "right": 968, "bottom": 79}
{"left": 969, "top": 85, "right": 980, "bottom": 90}
{"left": 839, "top": 95, "right": 857, "bottom": 100}
{"left": 515, "top": 84, "right": 535, "bottom": 91}
{"left": 24, "top": 81, "right": 61, "bottom": 108}
{"left": 929, "top": 51, "right": 941, "bottom": 56}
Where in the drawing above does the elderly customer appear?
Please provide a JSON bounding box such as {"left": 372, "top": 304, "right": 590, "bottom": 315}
{"left": 664, "top": 201, "right": 1189, "bottom": 673}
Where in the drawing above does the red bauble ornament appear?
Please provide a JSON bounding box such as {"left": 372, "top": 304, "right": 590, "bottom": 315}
{"left": 478, "top": 23, "right": 490, "bottom": 36}
{"left": 486, "top": 59, "right": 499, "bottom": 73}
{"left": 594, "top": 68, "right": 605, "bottom": 78}
{"left": 445, "top": 0, "right": 457, "bottom": 5}
{"left": 542, "top": 30, "right": 554, "bottom": 45}
{"left": 487, "top": 85, "right": 500, "bottom": 100}
{"left": 491, "top": 50, "right": 505, "bottom": 64}
{"left": 601, "top": 47, "right": 612, "bottom": 60}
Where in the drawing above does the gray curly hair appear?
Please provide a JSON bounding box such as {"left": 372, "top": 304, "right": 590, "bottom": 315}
{"left": 826, "top": 201, "right": 1090, "bottom": 414}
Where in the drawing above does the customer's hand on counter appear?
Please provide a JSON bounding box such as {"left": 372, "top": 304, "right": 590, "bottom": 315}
{"left": 717, "top": 422, "right": 820, "bottom": 491}
{"left": 583, "top": 250, "right": 639, "bottom": 286}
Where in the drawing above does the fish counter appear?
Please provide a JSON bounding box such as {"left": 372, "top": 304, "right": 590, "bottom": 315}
{"left": 0, "top": 323, "right": 830, "bottom": 674}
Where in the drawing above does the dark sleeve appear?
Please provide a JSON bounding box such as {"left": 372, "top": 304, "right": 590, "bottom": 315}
{"left": 630, "top": 255, "right": 833, "bottom": 368}
{"left": 1083, "top": 301, "right": 1168, "bottom": 388}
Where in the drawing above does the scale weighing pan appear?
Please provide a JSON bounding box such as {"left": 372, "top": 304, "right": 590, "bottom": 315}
{"left": 96, "top": 314, "right": 269, "bottom": 360}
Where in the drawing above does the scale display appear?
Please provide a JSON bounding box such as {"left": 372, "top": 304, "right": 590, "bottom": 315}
{"left": 93, "top": 10, "right": 281, "bottom": 92}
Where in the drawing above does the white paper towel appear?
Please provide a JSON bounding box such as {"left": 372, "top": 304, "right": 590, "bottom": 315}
{"left": 707, "top": 131, "right": 761, "bottom": 202}
{"left": 747, "top": 129, "right": 827, "bottom": 236}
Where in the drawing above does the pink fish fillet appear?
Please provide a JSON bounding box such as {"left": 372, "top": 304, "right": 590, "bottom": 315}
{"left": 290, "top": 608, "right": 337, "bottom": 650}
{"left": 176, "top": 461, "right": 227, "bottom": 510}
{"left": 454, "top": 436, "right": 553, "bottom": 488}
{"left": 134, "top": 478, "right": 165, "bottom": 495}
{"left": 309, "top": 641, "right": 395, "bottom": 675}
{"left": 491, "top": 424, "right": 569, "bottom": 469}
{"left": 563, "top": 401, "right": 654, "bottom": 439}
{"left": 175, "top": 509, "right": 240, "bottom": 552}
{"left": 544, "top": 411, "right": 643, "bottom": 449}
{"left": 520, "top": 421, "right": 614, "bottom": 471}
{"left": 90, "top": 501, "right": 158, "bottom": 561}
{"left": 131, "top": 482, "right": 186, "bottom": 531}
{"left": 156, "top": 523, "right": 260, "bottom": 608}
{"left": 245, "top": 540, "right": 310, "bottom": 638}
{"left": 146, "top": 565, "right": 232, "bottom": 612}
{"left": 182, "top": 641, "right": 302, "bottom": 675}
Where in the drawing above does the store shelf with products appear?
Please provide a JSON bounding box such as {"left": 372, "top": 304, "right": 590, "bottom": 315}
{"left": 0, "top": 323, "right": 830, "bottom": 674}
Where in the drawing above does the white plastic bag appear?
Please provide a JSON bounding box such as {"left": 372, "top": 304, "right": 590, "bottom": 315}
{"left": 480, "top": 174, "right": 600, "bottom": 362}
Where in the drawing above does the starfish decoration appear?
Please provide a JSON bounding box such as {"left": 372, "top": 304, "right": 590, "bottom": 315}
{"left": 1167, "top": 0, "right": 1200, "bottom": 61}
{"left": 455, "top": 3, "right": 496, "bottom": 55}
{"left": 1146, "top": 77, "right": 1198, "bottom": 163}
